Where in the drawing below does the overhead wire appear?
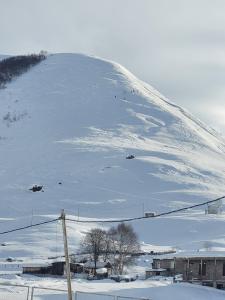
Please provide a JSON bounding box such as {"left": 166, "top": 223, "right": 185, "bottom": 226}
{"left": 0, "top": 218, "right": 59, "bottom": 235}
{"left": 0, "top": 195, "right": 224, "bottom": 234}
{"left": 65, "top": 195, "right": 225, "bottom": 224}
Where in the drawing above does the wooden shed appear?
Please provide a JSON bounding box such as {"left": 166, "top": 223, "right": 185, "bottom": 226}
{"left": 22, "top": 260, "right": 66, "bottom": 276}
{"left": 22, "top": 263, "right": 51, "bottom": 275}
{"left": 146, "top": 268, "right": 167, "bottom": 278}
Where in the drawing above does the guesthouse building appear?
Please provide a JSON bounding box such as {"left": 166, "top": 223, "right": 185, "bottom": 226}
{"left": 148, "top": 252, "right": 225, "bottom": 289}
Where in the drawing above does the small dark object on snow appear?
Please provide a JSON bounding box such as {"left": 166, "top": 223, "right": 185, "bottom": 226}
{"left": 29, "top": 185, "right": 43, "bottom": 192}
{"left": 6, "top": 257, "right": 14, "bottom": 262}
{"left": 126, "top": 155, "right": 135, "bottom": 160}
{"left": 58, "top": 182, "right": 62, "bottom": 185}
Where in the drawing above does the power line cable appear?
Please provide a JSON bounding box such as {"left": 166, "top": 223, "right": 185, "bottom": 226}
{"left": 153, "top": 195, "right": 224, "bottom": 218}
{"left": 0, "top": 195, "right": 224, "bottom": 234}
{"left": 65, "top": 195, "right": 225, "bottom": 224}
{"left": 0, "top": 218, "right": 59, "bottom": 235}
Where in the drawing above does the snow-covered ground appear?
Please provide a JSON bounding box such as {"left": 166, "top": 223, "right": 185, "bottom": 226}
{"left": 0, "top": 53, "right": 225, "bottom": 254}
{"left": 1, "top": 53, "right": 225, "bottom": 297}
{"left": 0, "top": 275, "right": 225, "bottom": 300}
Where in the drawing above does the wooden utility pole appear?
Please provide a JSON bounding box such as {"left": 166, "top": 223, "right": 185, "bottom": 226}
{"left": 61, "top": 209, "right": 73, "bottom": 300}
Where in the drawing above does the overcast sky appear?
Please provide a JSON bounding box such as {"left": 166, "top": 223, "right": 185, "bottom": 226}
{"left": 1, "top": 0, "right": 225, "bottom": 134}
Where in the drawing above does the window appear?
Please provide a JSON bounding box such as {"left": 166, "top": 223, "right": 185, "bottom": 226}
{"left": 202, "top": 261, "right": 206, "bottom": 276}
{"left": 199, "top": 261, "right": 207, "bottom": 276}
{"left": 223, "top": 262, "right": 225, "bottom": 276}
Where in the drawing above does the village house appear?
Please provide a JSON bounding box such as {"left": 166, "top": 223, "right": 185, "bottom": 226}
{"left": 22, "top": 259, "right": 113, "bottom": 279}
{"left": 23, "top": 261, "right": 65, "bottom": 276}
{"left": 147, "top": 252, "right": 225, "bottom": 289}
{"left": 22, "top": 263, "right": 51, "bottom": 275}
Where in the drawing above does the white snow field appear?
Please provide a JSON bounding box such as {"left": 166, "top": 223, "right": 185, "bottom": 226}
{"left": 0, "top": 53, "right": 225, "bottom": 253}
{"left": 1, "top": 53, "right": 225, "bottom": 298}
{"left": 0, "top": 277, "right": 225, "bottom": 300}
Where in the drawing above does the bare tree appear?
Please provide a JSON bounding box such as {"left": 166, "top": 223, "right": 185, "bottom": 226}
{"left": 81, "top": 223, "right": 140, "bottom": 275}
{"left": 81, "top": 228, "right": 106, "bottom": 273}
{"left": 102, "top": 230, "right": 112, "bottom": 262}
{"left": 109, "top": 223, "right": 140, "bottom": 274}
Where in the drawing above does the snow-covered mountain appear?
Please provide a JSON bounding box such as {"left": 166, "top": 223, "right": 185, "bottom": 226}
{"left": 1, "top": 53, "right": 225, "bottom": 257}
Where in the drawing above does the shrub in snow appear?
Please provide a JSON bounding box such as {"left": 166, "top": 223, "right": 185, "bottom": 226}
{"left": 29, "top": 185, "right": 43, "bottom": 192}
{"left": 3, "top": 111, "right": 28, "bottom": 126}
{"left": 126, "top": 155, "right": 135, "bottom": 159}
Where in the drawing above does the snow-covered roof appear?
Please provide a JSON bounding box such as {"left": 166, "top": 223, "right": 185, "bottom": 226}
{"left": 146, "top": 268, "right": 167, "bottom": 272}
{"left": 154, "top": 251, "right": 225, "bottom": 260}
{"left": 72, "top": 262, "right": 84, "bottom": 266}
{"left": 141, "top": 242, "right": 175, "bottom": 254}
{"left": 84, "top": 261, "right": 111, "bottom": 268}
{"left": 22, "top": 263, "right": 50, "bottom": 268}
{"left": 96, "top": 267, "right": 108, "bottom": 274}
{"left": 52, "top": 259, "right": 65, "bottom": 263}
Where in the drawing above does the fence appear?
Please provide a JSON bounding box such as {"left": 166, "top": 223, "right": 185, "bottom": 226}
{"left": 31, "top": 286, "right": 68, "bottom": 300}
{"left": 0, "top": 283, "right": 150, "bottom": 300}
{"left": 0, "top": 283, "right": 30, "bottom": 300}
{"left": 117, "top": 297, "right": 149, "bottom": 300}
{"left": 75, "top": 291, "right": 115, "bottom": 300}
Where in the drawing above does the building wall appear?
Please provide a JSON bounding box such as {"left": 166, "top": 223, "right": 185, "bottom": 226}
{"left": 70, "top": 263, "right": 83, "bottom": 273}
{"left": 51, "top": 262, "right": 65, "bottom": 275}
{"left": 152, "top": 259, "right": 174, "bottom": 276}
{"left": 152, "top": 259, "right": 171, "bottom": 269}
{"left": 214, "top": 260, "right": 225, "bottom": 281}
{"left": 175, "top": 258, "right": 225, "bottom": 282}
{"left": 152, "top": 257, "right": 225, "bottom": 288}
{"left": 23, "top": 266, "right": 51, "bottom": 275}
{"left": 146, "top": 270, "right": 167, "bottom": 278}
{"left": 174, "top": 259, "right": 188, "bottom": 280}
{"left": 201, "top": 260, "right": 216, "bottom": 281}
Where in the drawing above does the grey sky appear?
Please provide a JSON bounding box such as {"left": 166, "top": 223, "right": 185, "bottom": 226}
{"left": 1, "top": 0, "right": 225, "bottom": 133}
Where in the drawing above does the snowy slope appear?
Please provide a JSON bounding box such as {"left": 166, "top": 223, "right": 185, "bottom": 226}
{"left": 0, "top": 53, "right": 225, "bottom": 257}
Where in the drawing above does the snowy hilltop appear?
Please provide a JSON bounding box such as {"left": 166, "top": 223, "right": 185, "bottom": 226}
{"left": 0, "top": 53, "right": 225, "bottom": 257}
